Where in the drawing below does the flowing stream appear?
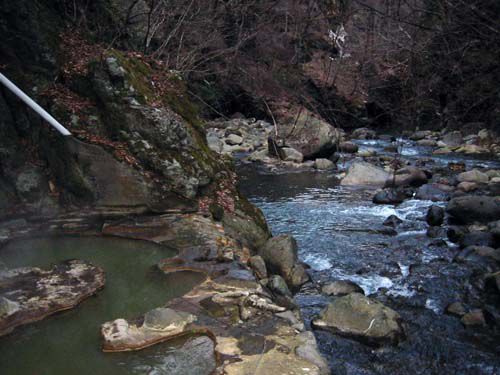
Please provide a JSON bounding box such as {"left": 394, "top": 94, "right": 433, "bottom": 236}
{"left": 238, "top": 140, "right": 500, "bottom": 374}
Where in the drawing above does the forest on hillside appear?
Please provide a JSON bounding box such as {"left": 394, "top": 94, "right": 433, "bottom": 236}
{"left": 23, "top": 0, "right": 497, "bottom": 132}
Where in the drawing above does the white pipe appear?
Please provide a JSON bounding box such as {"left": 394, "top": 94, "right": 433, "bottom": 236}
{"left": 0, "top": 73, "right": 71, "bottom": 136}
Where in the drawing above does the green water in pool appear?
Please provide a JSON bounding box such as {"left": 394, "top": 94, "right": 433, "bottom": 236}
{"left": 0, "top": 236, "right": 205, "bottom": 374}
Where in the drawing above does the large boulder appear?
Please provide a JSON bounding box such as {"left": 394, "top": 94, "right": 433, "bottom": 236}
{"left": 281, "top": 147, "right": 304, "bottom": 163}
{"left": 277, "top": 110, "right": 340, "bottom": 159}
{"left": 457, "top": 169, "right": 489, "bottom": 184}
{"left": 447, "top": 196, "right": 500, "bottom": 224}
{"left": 341, "top": 162, "right": 390, "bottom": 187}
{"left": 259, "top": 235, "right": 309, "bottom": 291}
{"left": 415, "top": 183, "right": 453, "bottom": 201}
{"left": 312, "top": 293, "right": 404, "bottom": 346}
{"left": 442, "top": 131, "right": 463, "bottom": 146}
{"left": 387, "top": 166, "right": 428, "bottom": 187}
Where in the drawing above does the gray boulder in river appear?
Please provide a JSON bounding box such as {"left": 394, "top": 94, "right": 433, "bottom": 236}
{"left": 259, "top": 234, "right": 310, "bottom": 291}
{"left": 312, "top": 293, "right": 404, "bottom": 346}
{"left": 447, "top": 195, "right": 500, "bottom": 224}
{"left": 341, "top": 162, "right": 390, "bottom": 187}
{"left": 274, "top": 110, "right": 340, "bottom": 159}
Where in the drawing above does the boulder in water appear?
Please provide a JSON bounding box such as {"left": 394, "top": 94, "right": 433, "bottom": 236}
{"left": 259, "top": 235, "right": 310, "bottom": 291}
{"left": 275, "top": 110, "right": 339, "bottom": 159}
{"left": 457, "top": 169, "right": 489, "bottom": 184}
{"left": 442, "top": 131, "right": 463, "bottom": 146}
{"left": 281, "top": 147, "right": 304, "bottom": 163}
{"left": 321, "top": 280, "right": 364, "bottom": 297}
{"left": 387, "top": 166, "right": 428, "bottom": 187}
{"left": 415, "top": 183, "right": 453, "bottom": 201}
{"left": 341, "top": 162, "right": 390, "bottom": 187}
{"left": 426, "top": 205, "right": 444, "bottom": 226}
{"left": 312, "top": 293, "right": 404, "bottom": 346}
{"left": 447, "top": 196, "right": 500, "bottom": 224}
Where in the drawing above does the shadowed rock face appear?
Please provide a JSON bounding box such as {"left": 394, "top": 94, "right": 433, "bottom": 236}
{"left": 0, "top": 259, "right": 105, "bottom": 336}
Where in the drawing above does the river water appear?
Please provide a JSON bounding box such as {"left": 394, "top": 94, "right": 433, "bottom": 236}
{"left": 238, "top": 140, "right": 500, "bottom": 375}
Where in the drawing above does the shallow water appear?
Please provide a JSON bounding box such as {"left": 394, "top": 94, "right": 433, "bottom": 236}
{"left": 238, "top": 143, "right": 500, "bottom": 374}
{"left": 0, "top": 236, "right": 205, "bottom": 375}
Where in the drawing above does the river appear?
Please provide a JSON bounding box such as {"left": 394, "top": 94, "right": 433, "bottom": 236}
{"left": 238, "top": 139, "right": 500, "bottom": 375}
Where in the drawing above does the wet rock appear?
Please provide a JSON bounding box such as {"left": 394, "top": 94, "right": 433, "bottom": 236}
{"left": 0, "top": 260, "right": 105, "bottom": 336}
{"left": 388, "top": 166, "right": 428, "bottom": 187}
{"left": 447, "top": 196, "right": 500, "bottom": 224}
{"left": 457, "top": 181, "right": 478, "bottom": 192}
{"left": 321, "top": 280, "right": 364, "bottom": 296}
{"left": 373, "top": 188, "right": 410, "bottom": 204}
{"left": 442, "top": 131, "right": 463, "bottom": 146}
{"left": 314, "top": 158, "right": 335, "bottom": 170}
{"left": 312, "top": 293, "right": 404, "bottom": 346}
{"left": 426, "top": 205, "right": 444, "bottom": 226}
{"left": 457, "top": 169, "right": 489, "bottom": 184}
{"left": 461, "top": 310, "right": 486, "bottom": 327}
{"left": 226, "top": 134, "right": 243, "bottom": 145}
{"left": 282, "top": 147, "right": 304, "bottom": 163}
{"left": 415, "top": 183, "right": 453, "bottom": 201}
{"left": 457, "top": 246, "right": 500, "bottom": 263}
{"left": 275, "top": 110, "right": 339, "bottom": 159}
{"left": 101, "top": 308, "right": 198, "bottom": 352}
{"left": 248, "top": 255, "right": 267, "bottom": 279}
{"left": 383, "top": 215, "right": 403, "bottom": 227}
{"left": 339, "top": 142, "right": 359, "bottom": 153}
{"left": 459, "top": 231, "right": 496, "bottom": 248}
{"left": 445, "top": 302, "right": 466, "bottom": 317}
{"left": 341, "top": 162, "right": 390, "bottom": 187}
{"left": 447, "top": 226, "right": 468, "bottom": 243}
{"left": 259, "top": 235, "right": 310, "bottom": 291}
